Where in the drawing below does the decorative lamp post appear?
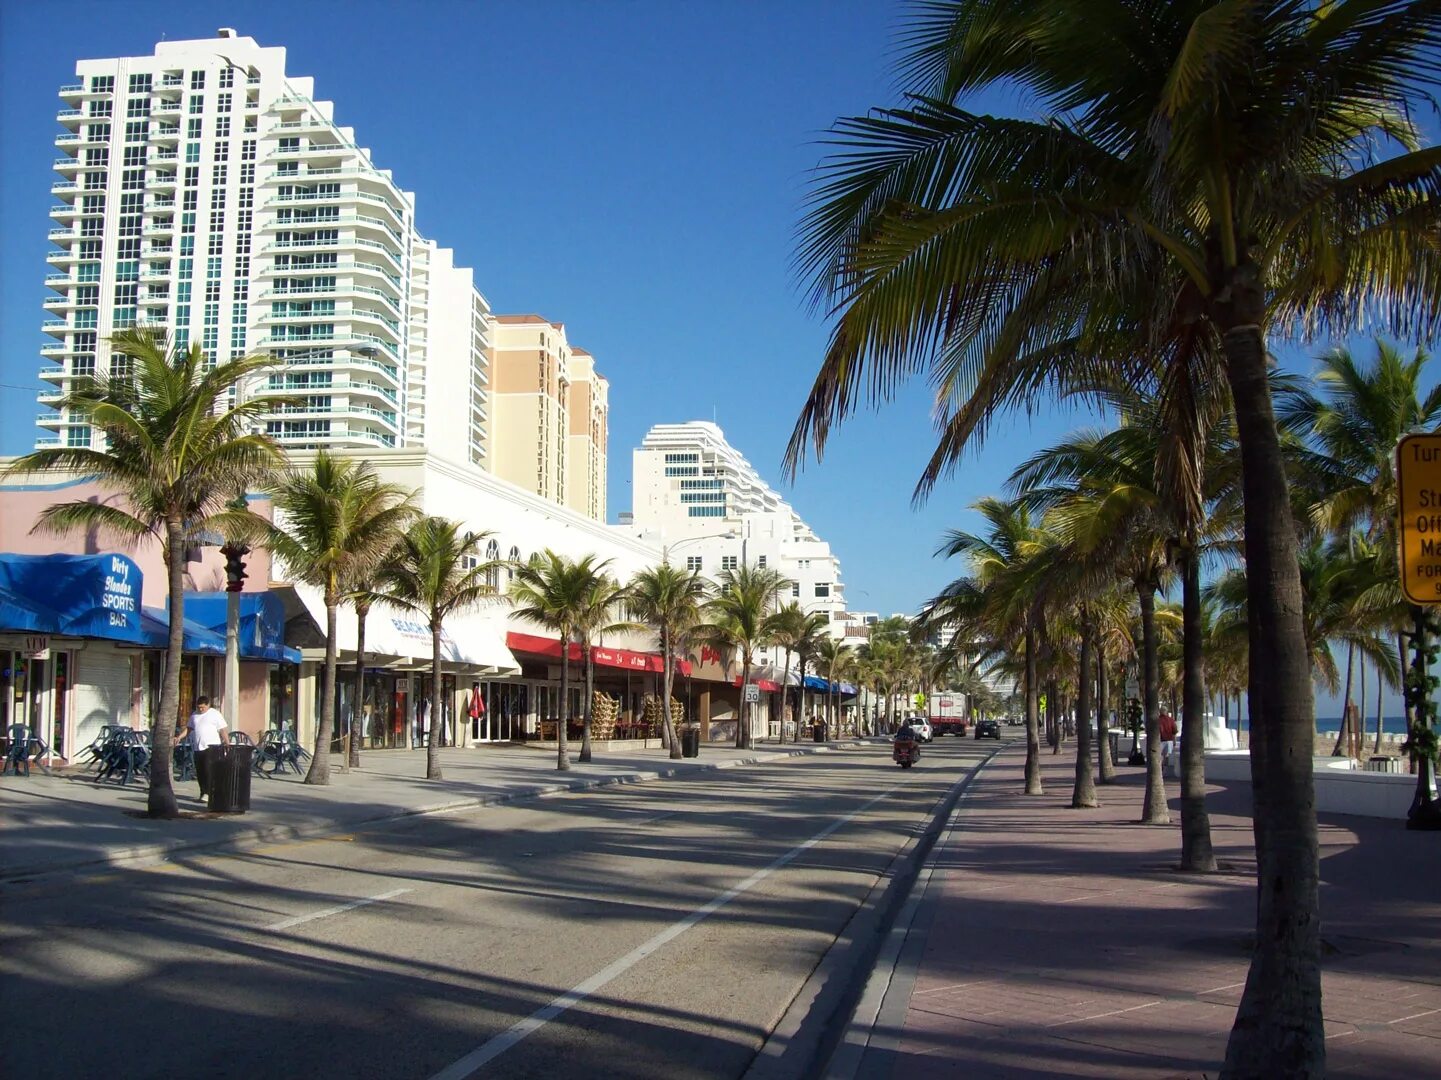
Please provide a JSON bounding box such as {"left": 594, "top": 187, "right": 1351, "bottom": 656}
{"left": 220, "top": 539, "right": 249, "bottom": 723}
{"left": 1401, "top": 605, "right": 1441, "bottom": 830}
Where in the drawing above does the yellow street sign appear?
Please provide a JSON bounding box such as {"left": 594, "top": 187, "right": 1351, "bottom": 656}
{"left": 1397, "top": 433, "right": 1441, "bottom": 605}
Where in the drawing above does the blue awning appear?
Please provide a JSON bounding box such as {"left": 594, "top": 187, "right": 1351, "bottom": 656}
{"left": 138, "top": 606, "right": 230, "bottom": 655}
{"left": 183, "top": 592, "right": 301, "bottom": 665}
{"left": 803, "top": 674, "right": 830, "bottom": 691}
{"left": 0, "top": 553, "right": 146, "bottom": 643}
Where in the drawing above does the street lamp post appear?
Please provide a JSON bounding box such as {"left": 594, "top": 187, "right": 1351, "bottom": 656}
{"left": 220, "top": 538, "right": 249, "bottom": 724}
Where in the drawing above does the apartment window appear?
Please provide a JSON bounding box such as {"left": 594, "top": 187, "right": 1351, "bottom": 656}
{"left": 214, "top": 116, "right": 230, "bottom": 138}
{"left": 120, "top": 168, "right": 143, "bottom": 190}
{"left": 122, "top": 146, "right": 144, "bottom": 166}
{"left": 80, "top": 218, "right": 104, "bottom": 237}
{"left": 117, "top": 217, "right": 142, "bottom": 238}
{"left": 665, "top": 466, "right": 699, "bottom": 478}
{"left": 686, "top": 556, "right": 703, "bottom": 572}
{"left": 240, "top": 163, "right": 255, "bottom": 184}
{"left": 792, "top": 583, "right": 801, "bottom": 598}
{"left": 114, "top": 283, "right": 138, "bottom": 305}
{"left": 81, "top": 195, "right": 105, "bottom": 213}
{"left": 125, "top": 121, "right": 147, "bottom": 142}
{"left": 189, "top": 71, "right": 205, "bottom": 90}
{"left": 74, "top": 310, "right": 98, "bottom": 329}
{"left": 179, "top": 236, "right": 194, "bottom": 255}
{"left": 118, "top": 238, "right": 140, "bottom": 258}
{"left": 79, "top": 240, "right": 103, "bottom": 258}
{"left": 664, "top": 453, "right": 700, "bottom": 464}
{"left": 126, "top": 97, "right": 151, "bottom": 118}
{"left": 211, "top": 164, "right": 227, "bottom": 185}
{"left": 207, "top": 234, "right": 224, "bottom": 256}
{"left": 84, "top": 147, "right": 108, "bottom": 166}
{"left": 75, "top": 285, "right": 99, "bottom": 305}
{"left": 241, "top": 140, "right": 256, "bottom": 162}
{"left": 87, "top": 99, "right": 113, "bottom": 117}
{"left": 798, "top": 559, "right": 812, "bottom": 569}
{"left": 721, "top": 556, "right": 738, "bottom": 571}
{"left": 215, "top": 141, "right": 229, "bottom": 161}
{"left": 113, "top": 307, "right": 137, "bottom": 328}
{"left": 87, "top": 123, "right": 111, "bottom": 142}
{"left": 90, "top": 75, "right": 115, "bottom": 93}
{"left": 757, "top": 556, "right": 767, "bottom": 569}
{"left": 127, "top": 74, "right": 151, "bottom": 94}
{"left": 217, "top": 92, "right": 232, "bottom": 113}
{"left": 815, "top": 584, "right": 831, "bottom": 598}
{"left": 184, "top": 166, "right": 199, "bottom": 187}
{"left": 218, "top": 67, "right": 234, "bottom": 89}
{"left": 189, "top": 94, "right": 204, "bottom": 114}
{"left": 182, "top": 190, "right": 198, "bottom": 210}
{"left": 181, "top": 212, "right": 195, "bottom": 234}
{"left": 67, "top": 425, "right": 92, "bottom": 448}
{"left": 77, "top": 262, "right": 101, "bottom": 282}
{"left": 185, "top": 143, "right": 200, "bottom": 163}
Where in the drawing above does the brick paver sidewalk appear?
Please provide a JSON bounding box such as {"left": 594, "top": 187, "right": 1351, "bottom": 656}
{"left": 851, "top": 743, "right": 1441, "bottom": 1078}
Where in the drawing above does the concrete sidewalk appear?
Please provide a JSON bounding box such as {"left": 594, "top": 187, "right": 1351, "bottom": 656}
{"left": 836, "top": 744, "right": 1441, "bottom": 1079}
{"left": 0, "top": 739, "right": 861, "bottom": 881}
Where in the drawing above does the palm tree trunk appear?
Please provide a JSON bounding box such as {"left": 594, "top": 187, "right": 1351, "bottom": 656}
{"left": 1332, "top": 643, "right": 1356, "bottom": 756}
{"left": 1374, "top": 660, "right": 1384, "bottom": 756}
{"left": 580, "top": 641, "right": 594, "bottom": 763}
{"left": 349, "top": 599, "right": 369, "bottom": 770}
{"left": 1181, "top": 545, "right": 1216, "bottom": 871}
{"left": 1097, "top": 646, "right": 1115, "bottom": 784}
{"left": 148, "top": 518, "right": 185, "bottom": 817}
{"left": 662, "top": 628, "right": 682, "bottom": 760}
{"left": 1072, "top": 613, "right": 1098, "bottom": 808}
{"left": 1218, "top": 314, "right": 1323, "bottom": 1080}
{"left": 1048, "top": 680, "right": 1061, "bottom": 754}
{"left": 1138, "top": 582, "right": 1169, "bottom": 825}
{"left": 306, "top": 585, "right": 338, "bottom": 786}
{"left": 736, "top": 653, "right": 752, "bottom": 749}
{"left": 1024, "top": 621, "right": 1043, "bottom": 795}
{"left": 779, "top": 652, "right": 792, "bottom": 745}
{"left": 557, "top": 633, "right": 571, "bottom": 770}
{"left": 426, "top": 624, "right": 443, "bottom": 780}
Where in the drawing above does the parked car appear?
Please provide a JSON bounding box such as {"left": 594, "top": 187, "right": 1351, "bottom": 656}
{"left": 975, "top": 718, "right": 1002, "bottom": 740}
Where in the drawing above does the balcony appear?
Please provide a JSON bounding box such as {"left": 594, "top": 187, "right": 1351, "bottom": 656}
{"left": 56, "top": 107, "right": 84, "bottom": 121}
{"left": 153, "top": 101, "right": 180, "bottom": 114}
{"left": 150, "top": 124, "right": 180, "bottom": 142}
{"left": 55, "top": 133, "right": 81, "bottom": 146}
{"left": 152, "top": 148, "right": 177, "bottom": 162}
{"left": 143, "top": 220, "right": 174, "bottom": 236}
{"left": 53, "top": 156, "right": 82, "bottom": 174}
{"left": 59, "top": 83, "right": 86, "bottom": 96}
{"left": 45, "top": 272, "right": 71, "bottom": 284}
{"left": 40, "top": 347, "right": 67, "bottom": 360}
{"left": 144, "top": 197, "right": 175, "bottom": 211}
{"left": 42, "top": 296, "right": 66, "bottom": 308}
{"left": 141, "top": 266, "right": 171, "bottom": 280}
{"left": 42, "top": 318, "right": 70, "bottom": 335}
{"left": 46, "top": 250, "right": 79, "bottom": 264}
{"left": 146, "top": 172, "right": 177, "bottom": 189}
{"left": 51, "top": 181, "right": 79, "bottom": 195}
{"left": 36, "top": 412, "right": 64, "bottom": 427}
{"left": 48, "top": 227, "right": 75, "bottom": 240}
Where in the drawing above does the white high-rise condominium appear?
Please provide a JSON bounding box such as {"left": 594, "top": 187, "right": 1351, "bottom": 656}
{"left": 39, "top": 30, "right": 492, "bottom": 466}
{"left": 630, "top": 421, "right": 850, "bottom": 632}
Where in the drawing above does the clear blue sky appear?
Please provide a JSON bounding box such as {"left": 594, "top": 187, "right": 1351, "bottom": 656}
{"left": 0, "top": 1, "right": 1430, "bottom": 718}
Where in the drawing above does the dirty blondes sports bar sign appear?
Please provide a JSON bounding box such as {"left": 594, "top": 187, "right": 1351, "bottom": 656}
{"left": 1397, "top": 433, "right": 1441, "bottom": 605}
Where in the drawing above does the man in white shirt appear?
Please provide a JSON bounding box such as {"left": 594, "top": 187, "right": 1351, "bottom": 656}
{"left": 188, "top": 696, "right": 228, "bottom": 799}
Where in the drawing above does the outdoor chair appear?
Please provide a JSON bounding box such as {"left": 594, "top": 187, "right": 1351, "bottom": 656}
{"left": 3, "top": 725, "right": 32, "bottom": 777}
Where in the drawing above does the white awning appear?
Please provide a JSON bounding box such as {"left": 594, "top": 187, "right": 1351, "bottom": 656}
{"left": 291, "top": 584, "right": 519, "bottom": 674}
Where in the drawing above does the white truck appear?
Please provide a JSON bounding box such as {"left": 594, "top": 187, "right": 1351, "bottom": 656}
{"left": 928, "top": 694, "right": 968, "bottom": 737}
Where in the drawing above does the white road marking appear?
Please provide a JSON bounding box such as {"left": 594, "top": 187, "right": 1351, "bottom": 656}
{"left": 265, "top": 887, "right": 412, "bottom": 931}
{"left": 428, "top": 783, "right": 904, "bottom": 1080}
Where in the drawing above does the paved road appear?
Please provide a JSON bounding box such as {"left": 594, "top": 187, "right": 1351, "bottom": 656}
{"left": 2, "top": 736, "right": 994, "bottom": 1080}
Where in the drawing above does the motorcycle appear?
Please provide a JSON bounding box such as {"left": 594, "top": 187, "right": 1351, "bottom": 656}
{"left": 893, "top": 734, "right": 920, "bottom": 769}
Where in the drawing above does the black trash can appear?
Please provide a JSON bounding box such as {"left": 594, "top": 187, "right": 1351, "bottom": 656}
{"left": 207, "top": 745, "right": 254, "bottom": 813}
{"left": 813, "top": 724, "right": 826, "bottom": 744}
{"left": 1108, "top": 731, "right": 1122, "bottom": 763}
{"left": 681, "top": 726, "right": 700, "bottom": 758}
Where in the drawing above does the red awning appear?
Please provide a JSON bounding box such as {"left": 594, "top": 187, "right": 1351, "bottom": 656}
{"left": 733, "top": 676, "right": 782, "bottom": 693}
{"left": 505, "top": 632, "right": 692, "bottom": 676}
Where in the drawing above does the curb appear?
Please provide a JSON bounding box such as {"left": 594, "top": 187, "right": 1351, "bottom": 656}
{"left": 742, "top": 742, "right": 1009, "bottom": 1080}
{"left": 1, "top": 740, "right": 866, "bottom": 884}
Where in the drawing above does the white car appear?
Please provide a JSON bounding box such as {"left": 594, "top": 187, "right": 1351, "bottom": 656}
{"left": 907, "top": 717, "right": 934, "bottom": 742}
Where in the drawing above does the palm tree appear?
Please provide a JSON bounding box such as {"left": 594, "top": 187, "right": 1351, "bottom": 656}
{"left": 509, "top": 551, "right": 607, "bottom": 771}
{"left": 773, "top": 605, "right": 830, "bottom": 742}
{"left": 346, "top": 577, "right": 397, "bottom": 770}
{"left": 930, "top": 498, "right": 1054, "bottom": 794}
{"left": 627, "top": 562, "right": 711, "bottom": 759}
{"left": 9, "top": 330, "right": 283, "bottom": 817}
{"left": 705, "top": 564, "right": 791, "bottom": 749}
{"left": 572, "top": 569, "right": 634, "bottom": 762}
{"left": 267, "top": 453, "right": 415, "bottom": 785}
{"left": 791, "top": 8, "right": 1438, "bottom": 1070}
{"left": 382, "top": 517, "right": 497, "bottom": 780}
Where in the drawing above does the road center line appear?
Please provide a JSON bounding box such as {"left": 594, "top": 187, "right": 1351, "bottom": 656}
{"left": 427, "top": 782, "right": 905, "bottom": 1080}
{"left": 265, "top": 887, "right": 412, "bottom": 931}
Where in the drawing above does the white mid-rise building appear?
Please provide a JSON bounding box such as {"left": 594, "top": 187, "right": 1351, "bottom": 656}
{"left": 38, "top": 30, "right": 496, "bottom": 469}
{"left": 630, "top": 421, "right": 849, "bottom": 632}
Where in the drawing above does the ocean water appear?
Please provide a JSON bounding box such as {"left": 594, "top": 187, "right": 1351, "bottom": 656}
{"left": 1222, "top": 716, "right": 1408, "bottom": 737}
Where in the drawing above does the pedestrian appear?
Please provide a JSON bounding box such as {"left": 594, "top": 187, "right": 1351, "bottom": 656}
{"left": 188, "top": 695, "right": 229, "bottom": 799}
{"left": 1159, "top": 710, "right": 1178, "bottom": 767}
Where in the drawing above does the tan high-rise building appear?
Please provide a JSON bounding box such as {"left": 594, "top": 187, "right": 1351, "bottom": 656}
{"left": 565, "top": 348, "right": 608, "bottom": 522}
{"left": 491, "top": 315, "right": 608, "bottom": 520}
